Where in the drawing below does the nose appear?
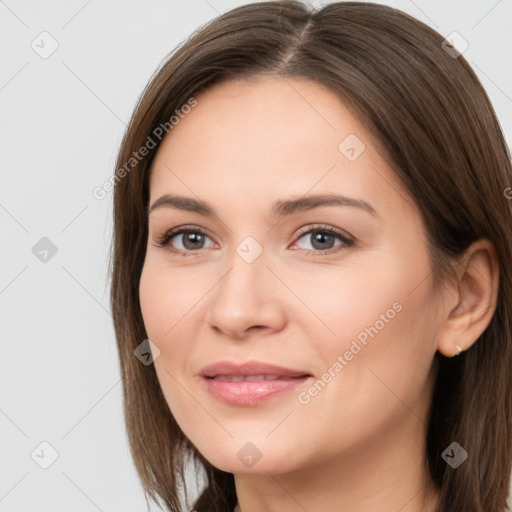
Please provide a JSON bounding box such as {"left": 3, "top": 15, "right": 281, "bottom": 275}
{"left": 204, "top": 246, "right": 288, "bottom": 340}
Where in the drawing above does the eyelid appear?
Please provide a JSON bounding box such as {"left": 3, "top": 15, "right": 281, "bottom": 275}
{"left": 293, "top": 223, "right": 353, "bottom": 242}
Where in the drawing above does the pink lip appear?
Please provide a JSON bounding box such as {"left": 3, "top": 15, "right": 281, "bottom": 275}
{"left": 200, "top": 360, "right": 313, "bottom": 406}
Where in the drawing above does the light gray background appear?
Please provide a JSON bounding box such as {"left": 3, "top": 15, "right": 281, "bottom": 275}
{"left": 1, "top": 0, "right": 511, "bottom": 510}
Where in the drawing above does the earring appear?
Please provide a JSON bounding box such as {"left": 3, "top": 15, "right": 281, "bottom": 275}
{"left": 455, "top": 343, "right": 463, "bottom": 356}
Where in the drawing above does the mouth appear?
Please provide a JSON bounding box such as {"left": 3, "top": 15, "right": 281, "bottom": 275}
{"left": 200, "top": 361, "right": 313, "bottom": 406}
{"left": 210, "top": 374, "right": 307, "bottom": 381}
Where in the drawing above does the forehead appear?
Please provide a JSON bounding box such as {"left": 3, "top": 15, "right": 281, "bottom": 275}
{"left": 148, "top": 76, "right": 414, "bottom": 221}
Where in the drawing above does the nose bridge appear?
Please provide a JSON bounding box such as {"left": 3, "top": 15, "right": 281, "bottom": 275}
{"left": 205, "top": 234, "right": 286, "bottom": 336}
{"left": 217, "top": 236, "right": 270, "bottom": 309}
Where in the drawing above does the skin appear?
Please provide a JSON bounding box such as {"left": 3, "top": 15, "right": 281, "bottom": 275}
{"left": 139, "top": 75, "right": 499, "bottom": 512}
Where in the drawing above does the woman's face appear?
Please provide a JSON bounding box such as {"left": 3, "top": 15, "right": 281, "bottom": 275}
{"left": 139, "top": 75, "right": 444, "bottom": 474}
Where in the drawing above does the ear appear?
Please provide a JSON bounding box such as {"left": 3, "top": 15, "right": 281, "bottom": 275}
{"left": 436, "top": 238, "right": 499, "bottom": 357}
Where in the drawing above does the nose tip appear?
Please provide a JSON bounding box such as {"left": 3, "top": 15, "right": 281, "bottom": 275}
{"left": 205, "top": 257, "right": 287, "bottom": 340}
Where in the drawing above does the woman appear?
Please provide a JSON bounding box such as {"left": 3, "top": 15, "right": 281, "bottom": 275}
{"left": 109, "top": 1, "right": 512, "bottom": 511}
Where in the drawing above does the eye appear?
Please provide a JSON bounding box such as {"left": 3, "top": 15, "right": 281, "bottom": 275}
{"left": 153, "top": 223, "right": 355, "bottom": 257}
{"left": 153, "top": 225, "right": 216, "bottom": 256}
{"left": 291, "top": 224, "right": 355, "bottom": 255}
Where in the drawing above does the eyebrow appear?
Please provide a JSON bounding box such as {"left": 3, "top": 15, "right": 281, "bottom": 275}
{"left": 148, "top": 193, "right": 379, "bottom": 218}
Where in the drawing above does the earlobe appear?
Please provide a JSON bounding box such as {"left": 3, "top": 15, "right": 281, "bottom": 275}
{"left": 436, "top": 238, "right": 499, "bottom": 358}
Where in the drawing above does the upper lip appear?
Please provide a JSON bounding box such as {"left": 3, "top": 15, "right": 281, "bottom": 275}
{"left": 200, "top": 360, "right": 311, "bottom": 378}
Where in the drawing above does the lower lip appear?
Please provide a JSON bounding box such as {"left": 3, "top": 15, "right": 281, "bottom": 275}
{"left": 203, "top": 376, "right": 313, "bottom": 406}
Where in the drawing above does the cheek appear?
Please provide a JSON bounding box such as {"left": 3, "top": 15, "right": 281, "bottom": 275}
{"left": 288, "top": 293, "right": 435, "bottom": 464}
{"left": 301, "top": 272, "right": 437, "bottom": 423}
{"left": 281, "top": 258, "right": 405, "bottom": 349}
{"left": 139, "top": 265, "right": 167, "bottom": 342}
{"left": 139, "top": 259, "right": 215, "bottom": 406}
{"left": 139, "top": 262, "right": 206, "bottom": 425}
{"left": 139, "top": 259, "right": 206, "bottom": 341}
{"left": 291, "top": 252, "right": 436, "bottom": 408}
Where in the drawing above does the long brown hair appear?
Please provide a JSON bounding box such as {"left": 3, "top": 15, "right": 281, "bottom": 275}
{"left": 109, "top": 2, "right": 512, "bottom": 511}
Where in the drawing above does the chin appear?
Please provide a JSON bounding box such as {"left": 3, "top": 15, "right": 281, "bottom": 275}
{"left": 193, "top": 440, "right": 307, "bottom": 476}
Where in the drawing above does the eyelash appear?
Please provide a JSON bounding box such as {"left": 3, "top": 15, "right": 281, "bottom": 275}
{"left": 153, "top": 223, "right": 356, "bottom": 257}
